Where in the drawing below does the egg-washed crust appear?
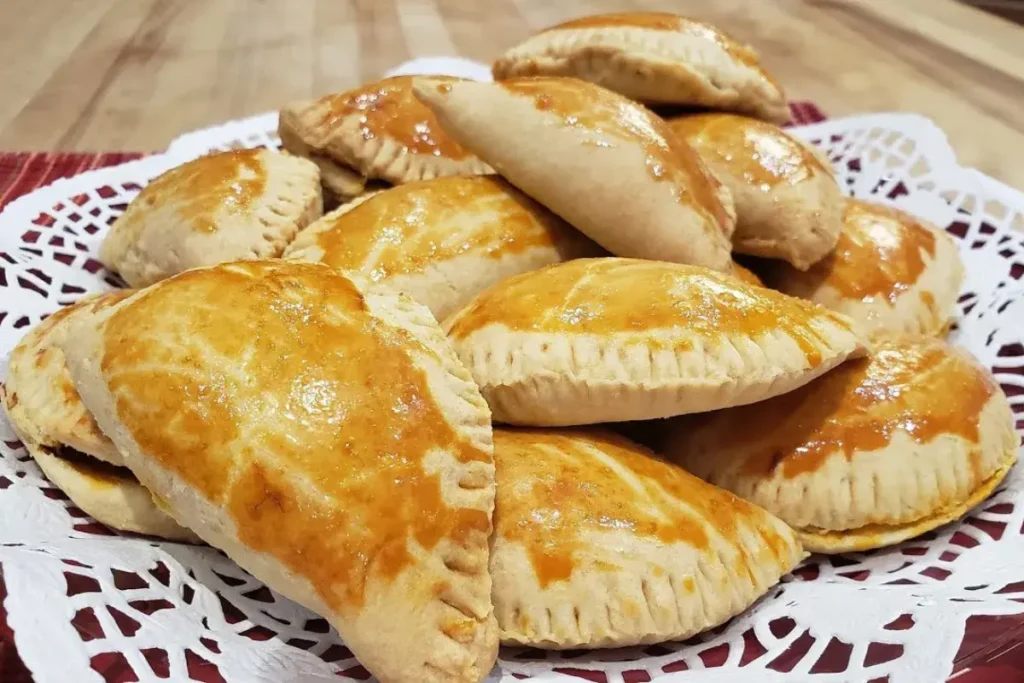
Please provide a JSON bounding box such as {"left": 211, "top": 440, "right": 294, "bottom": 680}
{"left": 283, "top": 178, "right": 605, "bottom": 321}
{"left": 279, "top": 78, "right": 493, "bottom": 187}
{"left": 413, "top": 77, "right": 736, "bottom": 272}
{"left": 491, "top": 427, "right": 804, "bottom": 648}
{"left": 99, "top": 149, "right": 323, "bottom": 287}
{"left": 282, "top": 190, "right": 386, "bottom": 265}
{"left": 678, "top": 393, "right": 1017, "bottom": 553}
{"left": 60, "top": 261, "right": 498, "bottom": 683}
{"left": 2, "top": 291, "right": 132, "bottom": 466}
{"left": 665, "top": 338, "right": 1019, "bottom": 554}
{"left": 763, "top": 200, "right": 965, "bottom": 337}
{"left": 667, "top": 114, "right": 843, "bottom": 270}
{"left": 492, "top": 18, "right": 788, "bottom": 123}
{"left": 444, "top": 259, "right": 867, "bottom": 426}
{"left": 802, "top": 444, "right": 1016, "bottom": 553}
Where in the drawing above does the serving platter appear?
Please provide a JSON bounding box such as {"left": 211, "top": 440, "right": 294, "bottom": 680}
{"left": 0, "top": 58, "right": 1022, "bottom": 683}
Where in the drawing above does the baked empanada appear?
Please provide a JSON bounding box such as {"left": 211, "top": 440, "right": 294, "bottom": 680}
{"left": 61, "top": 261, "right": 498, "bottom": 683}
{"left": 278, "top": 121, "right": 370, "bottom": 202}
{"left": 100, "top": 149, "right": 322, "bottom": 286}
{"left": 762, "top": 199, "right": 964, "bottom": 336}
{"left": 668, "top": 113, "right": 842, "bottom": 269}
{"left": 283, "top": 176, "right": 603, "bottom": 321}
{"left": 664, "top": 335, "right": 1018, "bottom": 553}
{"left": 0, "top": 292, "right": 195, "bottom": 540}
{"left": 29, "top": 446, "right": 198, "bottom": 541}
{"left": 414, "top": 77, "right": 736, "bottom": 271}
{"left": 444, "top": 258, "right": 866, "bottom": 426}
{"left": 491, "top": 427, "right": 803, "bottom": 648}
{"left": 492, "top": 12, "right": 788, "bottom": 123}
{"left": 279, "top": 76, "right": 492, "bottom": 189}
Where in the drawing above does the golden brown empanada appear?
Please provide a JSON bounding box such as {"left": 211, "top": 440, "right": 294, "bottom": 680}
{"left": 278, "top": 121, "right": 371, "bottom": 202}
{"left": 61, "top": 260, "right": 498, "bottom": 683}
{"left": 414, "top": 77, "right": 736, "bottom": 271}
{"left": 444, "top": 258, "right": 867, "bottom": 426}
{"left": 491, "top": 427, "right": 803, "bottom": 648}
{"left": 4, "top": 292, "right": 130, "bottom": 466}
{"left": 664, "top": 335, "right": 1018, "bottom": 553}
{"left": 492, "top": 12, "right": 788, "bottom": 123}
{"left": 668, "top": 113, "right": 843, "bottom": 269}
{"left": 283, "top": 176, "right": 603, "bottom": 321}
{"left": 0, "top": 292, "right": 196, "bottom": 540}
{"left": 29, "top": 447, "right": 199, "bottom": 541}
{"left": 279, "top": 76, "right": 492, "bottom": 190}
{"left": 100, "top": 149, "right": 322, "bottom": 286}
{"left": 762, "top": 199, "right": 964, "bottom": 336}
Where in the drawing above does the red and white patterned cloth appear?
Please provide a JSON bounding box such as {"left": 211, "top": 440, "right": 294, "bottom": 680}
{"left": 0, "top": 153, "right": 145, "bottom": 213}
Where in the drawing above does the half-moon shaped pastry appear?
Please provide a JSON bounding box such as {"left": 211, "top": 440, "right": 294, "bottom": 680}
{"left": 492, "top": 12, "right": 788, "bottom": 123}
{"left": 663, "top": 335, "right": 1018, "bottom": 553}
{"left": 279, "top": 76, "right": 492, "bottom": 191}
{"left": 283, "top": 176, "right": 604, "bottom": 321}
{"left": 491, "top": 427, "right": 803, "bottom": 648}
{"left": 100, "top": 149, "right": 322, "bottom": 287}
{"left": 4, "top": 292, "right": 130, "bottom": 466}
{"left": 762, "top": 199, "right": 964, "bottom": 336}
{"left": 30, "top": 447, "right": 199, "bottom": 541}
{"left": 444, "top": 258, "right": 867, "bottom": 426}
{"left": 0, "top": 291, "right": 196, "bottom": 540}
{"left": 278, "top": 121, "right": 371, "bottom": 202}
{"left": 668, "top": 113, "right": 842, "bottom": 270}
{"left": 414, "top": 76, "right": 736, "bottom": 272}
{"left": 61, "top": 260, "right": 498, "bottom": 683}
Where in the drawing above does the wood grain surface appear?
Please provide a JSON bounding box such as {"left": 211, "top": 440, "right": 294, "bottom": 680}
{"left": 1, "top": 0, "right": 1023, "bottom": 188}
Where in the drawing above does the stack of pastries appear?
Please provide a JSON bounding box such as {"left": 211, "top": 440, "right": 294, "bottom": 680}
{"left": 0, "top": 11, "right": 1015, "bottom": 683}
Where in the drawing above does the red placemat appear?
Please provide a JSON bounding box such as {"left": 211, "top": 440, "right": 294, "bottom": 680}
{"left": 0, "top": 152, "right": 145, "bottom": 213}
{"left": 1, "top": 102, "right": 1022, "bottom": 683}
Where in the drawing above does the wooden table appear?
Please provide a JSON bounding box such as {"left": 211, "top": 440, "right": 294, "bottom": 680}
{"left": 0, "top": 0, "right": 1022, "bottom": 187}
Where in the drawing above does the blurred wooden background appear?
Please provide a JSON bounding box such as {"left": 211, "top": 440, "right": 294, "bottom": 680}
{"left": 963, "top": 0, "right": 1024, "bottom": 24}
{"left": 1, "top": 0, "right": 1023, "bottom": 187}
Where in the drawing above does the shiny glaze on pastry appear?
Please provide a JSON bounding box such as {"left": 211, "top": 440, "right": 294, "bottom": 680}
{"left": 548, "top": 13, "right": 778, "bottom": 87}
{"left": 135, "top": 150, "right": 266, "bottom": 234}
{"left": 669, "top": 114, "right": 829, "bottom": 190}
{"left": 782, "top": 200, "right": 938, "bottom": 304}
{"left": 499, "top": 78, "right": 730, "bottom": 232}
{"left": 447, "top": 258, "right": 851, "bottom": 368}
{"left": 706, "top": 336, "right": 998, "bottom": 480}
{"left": 309, "top": 177, "right": 577, "bottom": 280}
{"left": 493, "top": 427, "right": 793, "bottom": 587}
{"left": 100, "top": 261, "right": 490, "bottom": 611}
{"left": 313, "top": 76, "right": 472, "bottom": 160}
{"left": 99, "top": 149, "right": 322, "bottom": 288}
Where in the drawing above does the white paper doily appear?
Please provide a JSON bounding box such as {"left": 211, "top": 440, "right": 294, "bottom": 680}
{"left": 1, "top": 59, "right": 1023, "bottom": 683}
